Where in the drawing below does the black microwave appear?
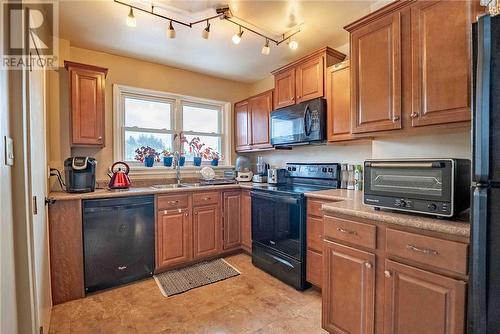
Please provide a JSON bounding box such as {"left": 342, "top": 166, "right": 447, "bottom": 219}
{"left": 363, "top": 159, "right": 471, "bottom": 217}
{"left": 270, "top": 98, "right": 326, "bottom": 146}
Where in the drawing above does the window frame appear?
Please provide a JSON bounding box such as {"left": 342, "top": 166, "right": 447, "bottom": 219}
{"left": 113, "top": 84, "right": 232, "bottom": 174}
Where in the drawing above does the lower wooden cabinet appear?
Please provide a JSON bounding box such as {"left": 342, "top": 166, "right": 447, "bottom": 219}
{"left": 241, "top": 190, "right": 252, "bottom": 252}
{"left": 193, "top": 205, "right": 221, "bottom": 259}
{"left": 323, "top": 240, "right": 375, "bottom": 334}
{"left": 384, "top": 260, "right": 466, "bottom": 334}
{"left": 156, "top": 208, "right": 192, "bottom": 269}
{"left": 306, "top": 249, "right": 323, "bottom": 287}
{"left": 223, "top": 191, "right": 242, "bottom": 249}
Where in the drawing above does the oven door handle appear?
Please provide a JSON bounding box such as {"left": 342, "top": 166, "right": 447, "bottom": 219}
{"left": 366, "top": 162, "right": 443, "bottom": 168}
{"left": 250, "top": 191, "right": 300, "bottom": 205}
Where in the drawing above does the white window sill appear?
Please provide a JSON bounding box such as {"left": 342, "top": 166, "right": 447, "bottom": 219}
{"left": 127, "top": 164, "right": 235, "bottom": 177}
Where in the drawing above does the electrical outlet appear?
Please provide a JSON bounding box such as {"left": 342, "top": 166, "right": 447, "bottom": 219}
{"left": 4, "top": 136, "right": 13, "bottom": 166}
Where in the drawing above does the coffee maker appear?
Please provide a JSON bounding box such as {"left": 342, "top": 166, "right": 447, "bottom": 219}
{"left": 64, "top": 157, "right": 96, "bottom": 193}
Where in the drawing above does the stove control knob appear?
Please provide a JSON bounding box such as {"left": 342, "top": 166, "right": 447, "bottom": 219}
{"left": 288, "top": 167, "right": 292, "bottom": 171}
{"left": 292, "top": 167, "right": 297, "bottom": 171}
{"left": 328, "top": 168, "right": 333, "bottom": 172}
{"left": 428, "top": 203, "right": 437, "bottom": 211}
{"left": 400, "top": 200, "right": 407, "bottom": 208}
{"left": 322, "top": 167, "right": 327, "bottom": 172}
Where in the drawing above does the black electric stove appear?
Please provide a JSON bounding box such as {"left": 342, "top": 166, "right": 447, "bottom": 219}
{"left": 251, "top": 163, "right": 340, "bottom": 290}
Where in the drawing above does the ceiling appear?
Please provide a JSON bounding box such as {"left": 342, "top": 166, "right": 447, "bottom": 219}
{"left": 59, "top": 0, "right": 378, "bottom": 83}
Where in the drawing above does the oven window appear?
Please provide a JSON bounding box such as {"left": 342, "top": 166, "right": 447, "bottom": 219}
{"left": 369, "top": 168, "right": 444, "bottom": 197}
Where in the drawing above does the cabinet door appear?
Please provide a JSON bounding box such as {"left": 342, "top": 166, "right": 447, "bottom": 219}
{"left": 351, "top": 12, "right": 402, "bottom": 134}
{"left": 241, "top": 191, "right": 252, "bottom": 251}
{"left": 410, "top": 1, "right": 472, "bottom": 127}
{"left": 307, "top": 249, "right": 323, "bottom": 288}
{"left": 249, "top": 90, "right": 273, "bottom": 149}
{"left": 323, "top": 240, "right": 375, "bottom": 334}
{"left": 296, "top": 55, "right": 325, "bottom": 103}
{"left": 384, "top": 260, "right": 466, "bottom": 334}
{"left": 193, "top": 205, "right": 220, "bottom": 259}
{"left": 156, "top": 210, "right": 191, "bottom": 269}
{"left": 274, "top": 69, "right": 296, "bottom": 109}
{"left": 234, "top": 100, "right": 251, "bottom": 151}
{"left": 65, "top": 62, "right": 106, "bottom": 146}
{"left": 327, "top": 63, "right": 352, "bottom": 141}
{"left": 223, "top": 191, "right": 241, "bottom": 250}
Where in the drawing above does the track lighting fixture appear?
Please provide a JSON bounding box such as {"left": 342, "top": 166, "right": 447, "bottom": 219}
{"left": 201, "top": 21, "right": 210, "bottom": 40}
{"left": 232, "top": 26, "right": 244, "bottom": 45}
{"left": 126, "top": 7, "right": 136, "bottom": 27}
{"left": 288, "top": 39, "right": 298, "bottom": 50}
{"left": 261, "top": 39, "right": 270, "bottom": 55}
{"left": 167, "top": 20, "right": 176, "bottom": 39}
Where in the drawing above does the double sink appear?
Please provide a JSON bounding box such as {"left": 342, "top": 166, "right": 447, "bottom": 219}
{"left": 150, "top": 183, "right": 204, "bottom": 189}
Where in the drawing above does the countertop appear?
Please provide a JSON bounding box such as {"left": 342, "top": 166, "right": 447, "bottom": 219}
{"left": 305, "top": 189, "right": 470, "bottom": 238}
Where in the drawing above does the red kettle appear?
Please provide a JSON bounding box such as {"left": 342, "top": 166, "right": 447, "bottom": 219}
{"left": 108, "top": 162, "right": 131, "bottom": 189}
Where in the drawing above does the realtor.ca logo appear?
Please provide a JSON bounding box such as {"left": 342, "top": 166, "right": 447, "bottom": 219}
{"left": 1, "top": 1, "right": 58, "bottom": 69}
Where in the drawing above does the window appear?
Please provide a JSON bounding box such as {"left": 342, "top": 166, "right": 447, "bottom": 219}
{"left": 114, "top": 85, "right": 230, "bottom": 168}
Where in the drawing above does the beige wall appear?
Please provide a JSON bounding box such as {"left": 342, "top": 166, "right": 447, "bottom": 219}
{"left": 48, "top": 41, "right": 252, "bottom": 182}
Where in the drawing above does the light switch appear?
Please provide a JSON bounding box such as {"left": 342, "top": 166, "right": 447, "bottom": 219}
{"left": 4, "top": 136, "right": 14, "bottom": 166}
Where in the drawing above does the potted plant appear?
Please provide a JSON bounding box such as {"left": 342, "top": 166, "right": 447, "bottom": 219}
{"left": 201, "top": 147, "right": 221, "bottom": 166}
{"left": 188, "top": 137, "right": 205, "bottom": 167}
{"left": 210, "top": 150, "right": 222, "bottom": 167}
{"left": 162, "top": 150, "right": 173, "bottom": 167}
{"left": 134, "top": 146, "right": 160, "bottom": 167}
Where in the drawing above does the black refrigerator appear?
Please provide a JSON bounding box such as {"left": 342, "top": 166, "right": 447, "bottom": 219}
{"left": 468, "top": 14, "right": 500, "bottom": 334}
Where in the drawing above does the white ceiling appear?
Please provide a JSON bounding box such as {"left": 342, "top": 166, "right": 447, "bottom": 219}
{"left": 59, "top": 0, "right": 377, "bottom": 83}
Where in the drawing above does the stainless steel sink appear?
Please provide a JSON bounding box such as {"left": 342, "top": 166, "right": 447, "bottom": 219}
{"left": 150, "top": 184, "right": 190, "bottom": 189}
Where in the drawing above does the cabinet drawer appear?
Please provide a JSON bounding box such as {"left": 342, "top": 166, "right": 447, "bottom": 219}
{"left": 192, "top": 192, "right": 219, "bottom": 207}
{"left": 306, "top": 250, "right": 322, "bottom": 288}
{"left": 307, "top": 200, "right": 326, "bottom": 217}
{"left": 324, "top": 216, "right": 376, "bottom": 250}
{"left": 307, "top": 216, "right": 323, "bottom": 253}
{"left": 157, "top": 194, "right": 189, "bottom": 210}
{"left": 386, "top": 229, "right": 468, "bottom": 276}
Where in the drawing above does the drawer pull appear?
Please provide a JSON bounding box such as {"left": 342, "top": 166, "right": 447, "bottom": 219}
{"left": 406, "top": 244, "right": 439, "bottom": 256}
{"left": 364, "top": 262, "right": 372, "bottom": 269}
{"left": 203, "top": 197, "right": 211, "bottom": 201}
{"left": 167, "top": 200, "right": 179, "bottom": 205}
{"left": 384, "top": 270, "right": 392, "bottom": 278}
{"left": 163, "top": 208, "right": 187, "bottom": 215}
{"left": 336, "top": 227, "right": 357, "bottom": 235}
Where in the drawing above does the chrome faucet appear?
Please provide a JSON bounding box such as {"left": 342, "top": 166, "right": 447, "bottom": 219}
{"left": 173, "top": 151, "right": 182, "bottom": 185}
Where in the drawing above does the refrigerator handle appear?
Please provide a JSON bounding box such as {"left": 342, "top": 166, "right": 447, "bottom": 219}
{"left": 474, "top": 15, "right": 491, "bottom": 183}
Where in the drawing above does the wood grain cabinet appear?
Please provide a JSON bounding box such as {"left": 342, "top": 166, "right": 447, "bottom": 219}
{"left": 326, "top": 61, "right": 352, "bottom": 141}
{"left": 274, "top": 68, "right": 296, "bottom": 109}
{"left": 64, "top": 61, "right": 107, "bottom": 147}
{"left": 193, "top": 205, "right": 221, "bottom": 259}
{"left": 156, "top": 208, "right": 192, "bottom": 269}
{"left": 306, "top": 199, "right": 328, "bottom": 288}
{"left": 296, "top": 55, "right": 325, "bottom": 104}
{"left": 234, "top": 100, "right": 251, "bottom": 151}
{"left": 241, "top": 190, "right": 252, "bottom": 252}
{"left": 223, "top": 191, "right": 242, "bottom": 250}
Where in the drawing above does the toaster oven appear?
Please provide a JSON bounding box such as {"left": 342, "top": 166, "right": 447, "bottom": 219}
{"left": 363, "top": 159, "right": 471, "bottom": 217}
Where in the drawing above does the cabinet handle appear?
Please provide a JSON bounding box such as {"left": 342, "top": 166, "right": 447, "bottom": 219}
{"left": 364, "top": 262, "right": 372, "bottom": 269}
{"left": 203, "top": 197, "right": 211, "bottom": 201}
{"left": 336, "top": 227, "right": 357, "bottom": 235}
{"left": 393, "top": 116, "right": 400, "bottom": 122}
{"left": 410, "top": 112, "right": 418, "bottom": 118}
{"left": 384, "top": 270, "right": 392, "bottom": 278}
{"left": 406, "top": 244, "right": 439, "bottom": 256}
{"left": 168, "top": 200, "right": 179, "bottom": 205}
{"left": 186, "top": 212, "right": 189, "bottom": 217}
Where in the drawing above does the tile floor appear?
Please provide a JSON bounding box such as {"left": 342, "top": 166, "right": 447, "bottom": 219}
{"left": 49, "top": 253, "right": 326, "bottom": 334}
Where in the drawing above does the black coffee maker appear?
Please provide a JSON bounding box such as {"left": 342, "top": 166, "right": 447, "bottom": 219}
{"left": 64, "top": 157, "right": 96, "bottom": 193}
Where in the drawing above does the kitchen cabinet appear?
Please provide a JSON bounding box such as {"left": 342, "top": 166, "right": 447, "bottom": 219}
{"left": 272, "top": 47, "right": 346, "bottom": 110}
{"left": 326, "top": 61, "right": 352, "bottom": 141}
{"left": 241, "top": 190, "right": 252, "bottom": 252}
{"left": 234, "top": 100, "right": 251, "bottom": 151}
{"left": 323, "top": 240, "right": 375, "bottom": 334}
{"left": 384, "top": 260, "right": 466, "bottom": 334}
{"left": 64, "top": 61, "right": 107, "bottom": 147}
{"left": 156, "top": 207, "right": 192, "bottom": 269}
{"left": 306, "top": 199, "right": 326, "bottom": 287}
{"left": 409, "top": 1, "right": 472, "bottom": 127}
{"left": 348, "top": 11, "right": 402, "bottom": 134}
{"left": 193, "top": 205, "right": 221, "bottom": 259}
{"left": 223, "top": 191, "right": 241, "bottom": 250}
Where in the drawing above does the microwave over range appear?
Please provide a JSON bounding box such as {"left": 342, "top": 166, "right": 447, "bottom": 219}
{"left": 363, "top": 159, "right": 471, "bottom": 217}
{"left": 270, "top": 98, "right": 326, "bottom": 146}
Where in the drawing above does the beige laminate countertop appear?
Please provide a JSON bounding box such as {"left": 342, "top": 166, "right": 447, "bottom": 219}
{"left": 305, "top": 189, "right": 470, "bottom": 238}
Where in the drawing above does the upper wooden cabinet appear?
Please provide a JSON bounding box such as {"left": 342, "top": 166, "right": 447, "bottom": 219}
{"left": 272, "top": 47, "right": 346, "bottom": 110}
{"left": 348, "top": 11, "right": 402, "bottom": 134}
{"left": 326, "top": 61, "right": 352, "bottom": 141}
{"left": 64, "top": 61, "right": 107, "bottom": 147}
{"left": 409, "top": 1, "right": 473, "bottom": 127}
{"left": 234, "top": 90, "right": 273, "bottom": 152}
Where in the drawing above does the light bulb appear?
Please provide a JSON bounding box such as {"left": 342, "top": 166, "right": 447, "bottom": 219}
{"left": 232, "top": 29, "right": 243, "bottom": 45}
{"left": 167, "top": 21, "right": 176, "bottom": 39}
{"left": 126, "top": 7, "right": 136, "bottom": 27}
{"left": 261, "top": 40, "right": 270, "bottom": 55}
{"left": 202, "top": 22, "right": 210, "bottom": 40}
{"left": 289, "top": 40, "right": 298, "bottom": 50}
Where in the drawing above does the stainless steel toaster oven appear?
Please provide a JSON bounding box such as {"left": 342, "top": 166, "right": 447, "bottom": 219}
{"left": 363, "top": 159, "right": 471, "bottom": 217}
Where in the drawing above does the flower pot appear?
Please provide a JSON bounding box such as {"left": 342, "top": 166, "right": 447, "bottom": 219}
{"left": 144, "top": 156, "right": 155, "bottom": 167}
{"left": 211, "top": 159, "right": 219, "bottom": 166}
{"left": 193, "top": 157, "right": 202, "bottom": 166}
{"left": 163, "top": 156, "right": 173, "bottom": 167}
{"left": 179, "top": 156, "right": 186, "bottom": 166}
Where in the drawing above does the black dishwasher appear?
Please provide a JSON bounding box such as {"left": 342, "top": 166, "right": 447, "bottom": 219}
{"left": 83, "top": 196, "right": 154, "bottom": 293}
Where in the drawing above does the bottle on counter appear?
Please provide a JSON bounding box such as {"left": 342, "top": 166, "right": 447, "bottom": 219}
{"left": 340, "top": 164, "right": 348, "bottom": 189}
{"left": 347, "top": 164, "right": 355, "bottom": 190}
{"left": 354, "top": 164, "right": 363, "bottom": 191}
